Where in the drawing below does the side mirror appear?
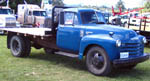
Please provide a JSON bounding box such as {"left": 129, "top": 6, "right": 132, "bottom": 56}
{"left": 10, "top": 9, "right": 15, "bottom": 14}
{"left": 13, "top": 10, "right": 15, "bottom": 14}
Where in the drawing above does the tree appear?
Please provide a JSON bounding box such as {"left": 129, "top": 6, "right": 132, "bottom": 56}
{"left": 143, "top": 0, "right": 150, "bottom": 12}
{"left": 116, "top": 0, "right": 126, "bottom": 12}
{"left": 52, "top": 0, "right": 64, "bottom": 6}
{"left": 0, "top": 0, "right": 64, "bottom": 12}
{"left": 144, "top": 1, "right": 150, "bottom": 9}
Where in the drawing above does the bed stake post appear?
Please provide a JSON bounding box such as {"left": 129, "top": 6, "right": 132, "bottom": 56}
{"left": 24, "top": 33, "right": 27, "bottom": 37}
{"left": 17, "top": 33, "right": 19, "bottom": 35}
{"left": 41, "top": 36, "right": 44, "bottom": 40}
{"left": 33, "top": 35, "right": 36, "bottom": 38}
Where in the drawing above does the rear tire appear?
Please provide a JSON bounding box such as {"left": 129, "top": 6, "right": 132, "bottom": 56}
{"left": 23, "top": 36, "right": 31, "bottom": 57}
{"left": 10, "top": 35, "right": 31, "bottom": 57}
{"left": 86, "top": 46, "right": 112, "bottom": 76}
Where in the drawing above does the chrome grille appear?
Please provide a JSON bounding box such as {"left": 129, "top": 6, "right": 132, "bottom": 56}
{"left": 120, "top": 43, "right": 143, "bottom": 57}
{"left": 6, "top": 23, "right": 16, "bottom": 27}
{"left": 5, "top": 17, "right": 16, "bottom": 27}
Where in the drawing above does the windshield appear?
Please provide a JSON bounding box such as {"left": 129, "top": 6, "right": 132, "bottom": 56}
{"left": 103, "top": 13, "right": 110, "bottom": 17}
{"left": 48, "top": 0, "right": 52, "bottom": 4}
{"left": 33, "top": 11, "right": 47, "bottom": 16}
{"left": 0, "top": 9, "right": 13, "bottom": 15}
{"left": 81, "top": 11, "right": 106, "bottom": 24}
{"left": 122, "top": 15, "right": 128, "bottom": 19}
{"left": 43, "top": 0, "right": 52, "bottom": 4}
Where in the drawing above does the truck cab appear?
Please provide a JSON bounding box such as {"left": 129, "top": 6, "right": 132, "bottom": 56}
{"left": 57, "top": 8, "right": 107, "bottom": 51}
{"left": 41, "top": 0, "right": 53, "bottom": 17}
{"left": 55, "top": 7, "right": 149, "bottom": 75}
{"left": 128, "top": 12, "right": 141, "bottom": 26}
{"left": 0, "top": 6, "right": 17, "bottom": 27}
{"left": 17, "top": 4, "right": 51, "bottom": 27}
{"left": 0, "top": 6, "right": 20, "bottom": 34}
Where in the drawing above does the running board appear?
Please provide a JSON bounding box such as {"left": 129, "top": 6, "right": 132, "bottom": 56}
{"left": 145, "top": 53, "right": 150, "bottom": 59}
{"left": 55, "top": 51, "right": 79, "bottom": 58}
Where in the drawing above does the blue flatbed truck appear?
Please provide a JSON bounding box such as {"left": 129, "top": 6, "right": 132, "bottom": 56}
{"left": 0, "top": 6, "right": 149, "bottom": 76}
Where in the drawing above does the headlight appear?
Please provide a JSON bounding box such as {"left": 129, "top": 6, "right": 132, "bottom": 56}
{"left": 16, "top": 21, "right": 21, "bottom": 27}
{"left": 116, "top": 40, "right": 121, "bottom": 47}
{"left": 0, "top": 19, "right": 4, "bottom": 25}
{"left": 143, "top": 37, "right": 147, "bottom": 44}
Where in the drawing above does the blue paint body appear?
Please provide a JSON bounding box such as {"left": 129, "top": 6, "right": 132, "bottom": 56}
{"left": 56, "top": 8, "right": 145, "bottom": 62}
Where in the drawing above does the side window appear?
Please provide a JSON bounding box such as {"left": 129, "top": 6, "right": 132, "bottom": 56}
{"left": 60, "top": 12, "right": 64, "bottom": 25}
{"left": 74, "top": 15, "right": 79, "bottom": 25}
{"left": 91, "top": 14, "right": 97, "bottom": 20}
{"left": 64, "top": 12, "right": 74, "bottom": 25}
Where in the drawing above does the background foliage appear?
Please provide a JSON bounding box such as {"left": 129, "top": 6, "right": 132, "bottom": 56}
{"left": 115, "top": 0, "right": 126, "bottom": 12}
{"left": 143, "top": 0, "right": 150, "bottom": 12}
{"left": 0, "top": 0, "right": 64, "bottom": 12}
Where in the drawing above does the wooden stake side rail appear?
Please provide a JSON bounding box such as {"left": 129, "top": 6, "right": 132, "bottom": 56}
{"left": 0, "top": 28, "right": 52, "bottom": 37}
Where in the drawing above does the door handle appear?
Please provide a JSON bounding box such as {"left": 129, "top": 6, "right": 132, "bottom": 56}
{"left": 86, "top": 32, "right": 93, "bottom": 35}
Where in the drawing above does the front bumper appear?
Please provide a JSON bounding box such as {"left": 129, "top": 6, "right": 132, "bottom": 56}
{"left": 113, "top": 53, "right": 150, "bottom": 67}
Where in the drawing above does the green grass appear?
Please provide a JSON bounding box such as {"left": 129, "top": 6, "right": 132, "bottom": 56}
{"left": 0, "top": 35, "right": 150, "bottom": 81}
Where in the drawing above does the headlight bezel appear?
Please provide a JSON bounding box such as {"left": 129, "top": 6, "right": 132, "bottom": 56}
{"left": 116, "top": 40, "right": 122, "bottom": 47}
{"left": 143, "top": 37, "right": 147, "bottom": 44}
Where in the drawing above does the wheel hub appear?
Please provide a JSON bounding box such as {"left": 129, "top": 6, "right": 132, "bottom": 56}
{"left": 13, "top": 40, "right": 20, "bottom": 53}
{"left": 92, "top": 53, "right": 104, "bottom": 69}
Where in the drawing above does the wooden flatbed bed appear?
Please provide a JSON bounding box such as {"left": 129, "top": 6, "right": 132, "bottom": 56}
{"left": 0, "top": 28, "right": 52, "bottom": 37}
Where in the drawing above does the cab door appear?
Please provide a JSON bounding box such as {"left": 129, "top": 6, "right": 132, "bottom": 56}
{"left": 57, "top": 12, "right": 84, "bottom": 52}
{"left": 27, "top": 11, "right": 34, "bottom": 24}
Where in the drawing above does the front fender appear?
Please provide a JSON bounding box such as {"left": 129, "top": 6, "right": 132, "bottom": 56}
{"left": 79, "top": 34, "right": 119, "bottom": 61}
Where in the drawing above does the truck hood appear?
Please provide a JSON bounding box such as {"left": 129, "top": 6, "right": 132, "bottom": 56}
{"left": 85, "top": 24, "right": 137, "bottom": 40}
{"left": 0, "top": 14, "right": 15, "bottom": 18}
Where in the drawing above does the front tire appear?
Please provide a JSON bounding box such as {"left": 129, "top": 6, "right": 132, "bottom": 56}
{"left": 10, "top": 35, "right": 31, "bottom": 57}
{"left": 86, "top": 46, "right": 112, "bottom": 76}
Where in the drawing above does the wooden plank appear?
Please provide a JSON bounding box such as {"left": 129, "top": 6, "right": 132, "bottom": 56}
{"left": 125, "top": 25, "right": 150, "bottom": 32}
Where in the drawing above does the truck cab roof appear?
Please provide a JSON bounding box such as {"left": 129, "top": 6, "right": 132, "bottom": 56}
{"left": 0, "top": 6, "right": 11, "bottom": 9}
{"left": 18, "top": 4, "right": 41, "bottom": 10}
{"left": 29, "top": 9, "right": 46, "bottom": 12}
{"left": 18, "top": 4, "right": 46, "bottom": 12}
{"left": 63, "top": 8, "right": 96, "bottom": 13}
